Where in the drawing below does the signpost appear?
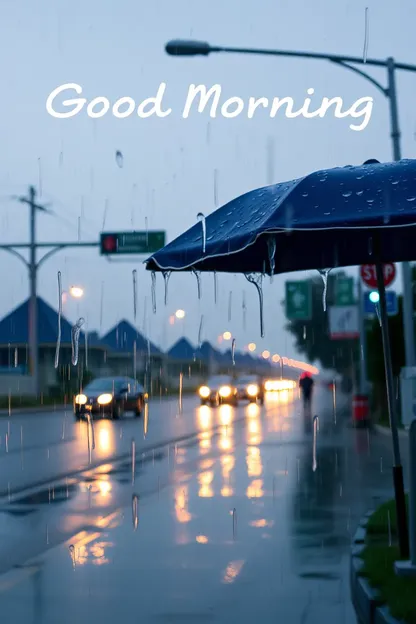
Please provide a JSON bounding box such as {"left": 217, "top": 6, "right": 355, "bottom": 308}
{"left": 328, "top": 305, "right": 359, "bottom": 339}
{"left": 285, "top": 281, "right": 311, "bottom": 321}
{"left": 335, "top": 277, "right": 355, "bottom": 306}
{"left": 100, "top": 231, "right": 166, "bottom": 255}
{"left": 364, "top": 291, "right": 398, "bottom": 317}
{"left": 360, "top": 263, "right": 396, "bottom": 288}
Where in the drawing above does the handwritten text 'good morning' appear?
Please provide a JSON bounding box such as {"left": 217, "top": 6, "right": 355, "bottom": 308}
{"left": 46, "top": 83, "right": 373, "bottom": 131}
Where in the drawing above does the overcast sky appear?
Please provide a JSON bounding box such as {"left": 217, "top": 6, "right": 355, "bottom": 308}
{"left": 0, "top": 0, "right": 414, "bottom": 359}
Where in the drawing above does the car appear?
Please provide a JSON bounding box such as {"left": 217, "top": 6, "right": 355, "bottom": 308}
{"left": 198, "top": 375, "right": 238, "bottom": 407}
{"left": 236, "top": 375, "right": 265, "bottom": 404}
{"left": 74, "top": 376, "right": 147, "bottom": 420}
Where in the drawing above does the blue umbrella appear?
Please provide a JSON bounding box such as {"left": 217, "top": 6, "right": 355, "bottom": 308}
{"left": 146, "top": 158, "right": 416, "bottom": 559}
{"left": 146, "top": 159, "right": 416, "bottom": 274}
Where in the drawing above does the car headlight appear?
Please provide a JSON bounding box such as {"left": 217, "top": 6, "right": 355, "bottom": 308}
{"left": 75, "top": 394, "right": 87, "bottom": 405}
{"left": 265, "top": 381, "right": 272, "bottom": 391}
{"left": 199, "top": 386, "right": 210, "bottom": 398}
{"left": 97, "top": 393, "right": 113, "bottom": 405}
{"left": 219, "top": 385, "right": 231, "bottom": 398}
{"left": 247, "top": 384, "right": 259, "bottom": 396}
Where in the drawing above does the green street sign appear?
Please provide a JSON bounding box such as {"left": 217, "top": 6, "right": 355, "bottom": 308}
{"left": 100, "top": 231, "right": 166, "bottom": 255}
{"left": 285, "top": 280, "right": 312, "bottom": 320}
{"left": 335, "top": 277, "right": 355, "bottom": 306}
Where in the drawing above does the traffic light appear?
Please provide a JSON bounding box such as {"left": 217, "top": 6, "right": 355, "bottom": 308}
{"left": 100, "top": 233, "right": 118, "bottom": 255}
{"left": 369, "top": 291, "right": 380, "bottom": 304}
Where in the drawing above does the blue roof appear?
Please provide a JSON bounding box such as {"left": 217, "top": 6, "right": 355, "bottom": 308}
{"left": 101, "top": 320, "right": 162, "bottom": 355}
{"left": 0, "top": 296, "right": 78, "bottom": 345}
{"left": 168, "top": 338, "right": 196, "bottom": 360}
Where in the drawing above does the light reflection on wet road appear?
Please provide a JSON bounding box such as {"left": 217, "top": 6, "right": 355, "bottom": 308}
{"left": 0, "top": 389, "right": 401, "bottom": 622}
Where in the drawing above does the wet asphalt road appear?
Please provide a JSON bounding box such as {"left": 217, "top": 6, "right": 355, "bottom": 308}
{"left": 0, "top": 388, "right": 405, "bottom": 623}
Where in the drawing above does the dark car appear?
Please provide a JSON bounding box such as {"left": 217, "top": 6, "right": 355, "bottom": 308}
{"left": 198, "top": 375, "right": 238, "bottom": 407}
{"left": 236, "top": 375, "right": 265, "bottom": 404}
{"left": 74, "top": 376, "right": 146, "bottom": 420}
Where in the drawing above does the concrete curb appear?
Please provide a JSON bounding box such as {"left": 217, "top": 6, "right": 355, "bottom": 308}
{"left": 350, "top": 511, "right": 406, "bottom": 624}
{"left": 374, "top": 424, "right": 408, "bottom": 439}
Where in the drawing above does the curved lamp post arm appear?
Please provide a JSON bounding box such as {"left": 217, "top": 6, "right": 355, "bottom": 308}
{"left": 330, "top": 59, "right": 388, "bottom": 96}
{"left": 0, "top": 246, "right": 29, "bottom": 268}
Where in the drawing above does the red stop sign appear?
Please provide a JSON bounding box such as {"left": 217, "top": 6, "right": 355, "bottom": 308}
{"left": 360, "top": 263, "right": 396, "bottom": 288}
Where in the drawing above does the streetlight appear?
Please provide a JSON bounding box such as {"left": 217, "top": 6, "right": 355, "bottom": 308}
{"left": 175, "top": 309, "right": 185, "bottom": 319}
{"left": 272, "top": 354, "right": 280, "bottom": 363}
{"left": 223, "top": 331, "right": 232, "bottom": 340}
{"left": 69, "top": 286, "right": 84, "bottom": 298}
{"left": 262, "top": 350, "right": 270, "bottom": 359}
{"left": 248, "top": 343, "right": 256, "bottom": 352}
{"left": 166, "top": 38, "right": 414, "bottom": 558}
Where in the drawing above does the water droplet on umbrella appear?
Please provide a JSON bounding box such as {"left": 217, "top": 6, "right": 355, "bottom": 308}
{"left": 71, "top": 318, "right": 85, "bottom": 365}
{"left": 115, "top": 150, "right": 123, "bottom": 167}
{"left": 55, "top": 271, "right": 62, "bottom": 368}
{"left": 267, "top": 237, "right": 276, "bottom": 280}
{"left": 245, "top": 273, "right": 264, "bottom": 337}
{"left": 363, "top": 7, "right": 369, "bottom": 63}
{"left": 228, "top": 291, "right": 232, "bottom": 322}
{"left": 197, "top": 212, "right": 206, "bottom": 253}
{"left": 59, "top": 152, "right": 64, "bottom": 167}
{"left": 151, "top": 271, "right": 157, "bottom": 313}
{"left": 162, "top": 270, "right": 171, "bottom": 305}
{"left": 231, "top": 338, "right": 236, "bottom": 366}
{"left": 342, "top": 191, "right": 353, "bottom": 198}
{"left": 407, "top": 197, "right": 416, "bottom": 202}
{"left": 192, "top": 269, "right": 202, "bottom": 299}
{"left": 132, "top": 270, "right": 138, "bottom": 322}
{"left": 198, "top": 315, "right": 204, "bottom": 348}
{"left": 318, "top": 269, "right": 331, "bottom": 311}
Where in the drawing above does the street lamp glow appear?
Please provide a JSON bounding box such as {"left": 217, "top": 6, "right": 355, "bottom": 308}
{"left": 69, "top": 286, "right": 84, "bottom": 298}
{"left": 272, "top": 354, "right": 280, "bottom": 363}
{"left": 175, "top": 309, "right": 185, "bottom": 319}
{"left": 223, "top": 331, "right": 232, "bottom": 340}
{"left": 248, "top": 343, "right": 256, "bottom": 352}
{"left": 262, "top": 350, "right": 270, "bottom": 359}
{"left": 369, "top": 291, "right": 380, "bottom": 304}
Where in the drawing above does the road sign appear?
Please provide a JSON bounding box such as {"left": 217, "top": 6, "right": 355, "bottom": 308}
{"left": 100, "top": 231, "right": 166, "bottom": 255}
{"left": 360, "top": 263, "right": 396, "bottom": 288}
{"left": 335, "top": 277, "right": 355, "bottom": 306}
{"left": 285, "top": 280, "right": 312, "bottom": 321}
{"left": 328, "top": 305, "right": 359, "bottom": 339}
{"left": 364, "top": 291, "right": 398, "bottom": 317}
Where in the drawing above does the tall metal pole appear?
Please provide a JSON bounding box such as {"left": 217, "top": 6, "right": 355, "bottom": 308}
{"left": 357, "top": 278, "right": 367, "bottom": 395}
{"left": 376, "top": 259, "right": 409, "bottom": 558}
{"left": 28, "top": 186, "right": 39, "bottom": 396}
{"left": 387, "top": 57, "right": 415, "bottom": 368}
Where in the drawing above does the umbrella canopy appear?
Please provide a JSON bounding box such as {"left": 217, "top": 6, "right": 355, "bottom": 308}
{"left": 146, "top": 159, "right": 416, "bottom": 274}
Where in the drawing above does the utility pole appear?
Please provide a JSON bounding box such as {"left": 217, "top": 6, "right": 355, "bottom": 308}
{"left": 2, "top": 186, "right": 99, "bottom": 397}
{"left": 18, "top": 186, "right": 47, "bottom": 396}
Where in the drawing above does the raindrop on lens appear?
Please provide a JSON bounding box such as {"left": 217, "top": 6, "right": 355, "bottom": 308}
{"left": 115, "top": 150, "right": 124, "bottom": 167}
{"left": 151, "top": 271, "right": 157, "bottom": 313}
